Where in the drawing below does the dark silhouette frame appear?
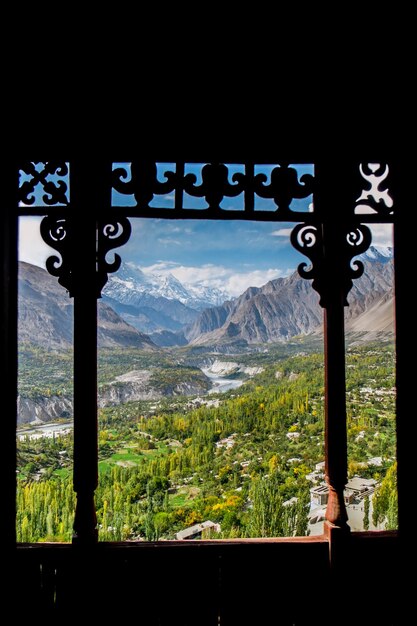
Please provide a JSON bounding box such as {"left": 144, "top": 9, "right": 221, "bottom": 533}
{"left": 1, "top": 151, "right": 410, "bottom": 623}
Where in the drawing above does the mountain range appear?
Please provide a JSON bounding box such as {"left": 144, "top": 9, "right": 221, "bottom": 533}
{"left": 17, "top": 246, "right": 394, "bottom": 351}
{"left": 104, "top": 262, "right": 229, "bottom": 310}
{"left": 184, "top": 246, "right": 394, "bottom": 346}
{"left": 18, "top": 262, "right": 156, "bottom": 351}
{"left": 101, "top": 262, "right": 229, "bottom": 343}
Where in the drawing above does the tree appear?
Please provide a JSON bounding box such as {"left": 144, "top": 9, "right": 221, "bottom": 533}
{"left": 294, "top": 489, "right": 310, "bottom": 536}
{"left": 247, "top": 474, "right": 285, "bottom": 537}
{"left": 372, "top": 462, "right": 398, "bottom": 530}
{"left": 21, "top": 515, "right": 30, "bottom": 543}
{"left": 363, "top": 495, "right": 370, "bottom": 531}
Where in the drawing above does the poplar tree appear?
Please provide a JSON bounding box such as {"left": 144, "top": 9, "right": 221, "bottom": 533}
{"left": 363, "top": 495, "right": 370, "bottom": 531}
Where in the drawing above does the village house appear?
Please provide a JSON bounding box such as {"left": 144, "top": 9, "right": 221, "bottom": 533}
{"left": 344, "top": 476, "right": 376, "bottom": 504}
{"left": 176, "top": 520, "right": 221, "bottom": 541}
{"left": 310, "top": 484, "right": 330, "bottom": 507}
{"left": 306, "top": 461, "right": 326, "bottom": 483}
{"left": 310, "top": 476, "right": 377, "bottom": 509}
{"left": 367, "top": 456, "right": 384, "bottom": 467}
{"left": 309, "top": 475, "right": 380, "bottom": 534}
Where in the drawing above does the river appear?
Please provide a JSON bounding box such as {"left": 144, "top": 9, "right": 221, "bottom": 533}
{"left": 201, "top": 368, "right": 244, "bottom": 394}
{"left": 17, "top": 371, "right": 242, "bottom": 439}
{"left": 17, "top": 421, "right": 73, "bottom": 441}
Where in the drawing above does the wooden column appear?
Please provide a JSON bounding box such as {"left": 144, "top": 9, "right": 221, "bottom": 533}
{"left": 321, "top": 213, "right": 352, "bottom": 531}
{"left": 70, "top": 159, "right": 109, "bottom": 544}
{"left": 314, "top": 161, "right": 355, "bottom": 533}
{"left": 323, "top": 297, "right": 349, "bottom": 530}
{"left": 72, "top": 250, "right": 98, "bottom": 544}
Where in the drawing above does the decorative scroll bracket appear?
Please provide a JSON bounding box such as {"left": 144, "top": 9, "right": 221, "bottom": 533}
{"left": 40, "top": 216, "right": 132, "bottom": 298}
{"left": 290, "top": 222, "right": 372, "bottom": 307}
{"left": 96, "top": 217, "right": 132, "bottom": 297}
{"left": 40, "top": 215, "right": 75, "bottom": 295}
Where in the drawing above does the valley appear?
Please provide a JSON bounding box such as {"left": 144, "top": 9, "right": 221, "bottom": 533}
{"left": 16, "top": 337, "right": 397, "bottom": 542}
{"left": 15, "top": 245, "right": 397, "bottom": 542}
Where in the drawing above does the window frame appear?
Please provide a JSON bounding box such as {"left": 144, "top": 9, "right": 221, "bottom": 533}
{"left": 2, "top": 155, "right": 406, "bottom": 551}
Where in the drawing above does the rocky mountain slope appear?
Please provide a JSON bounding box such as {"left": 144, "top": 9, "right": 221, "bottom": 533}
{"left": 184, "top": 247, "right": 394, "bottom": 345}
{"left": 104, "top": 261, "right": 229, "bottom": 310}
{"left": 18, "top": 262, "right": 156, "bottom": 351}
{"left": 18, "top": 245, "right": 394, "bottom": 352}
{"left": 17, "top": 248, "right": 394, "bottom": 424}
{"left": 101, "top": 261, "right": 229, "bottom": 335}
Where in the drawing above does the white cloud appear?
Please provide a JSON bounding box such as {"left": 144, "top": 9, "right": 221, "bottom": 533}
{"left": 271, "top": 228, "right": 293, "bottom": 237}
{"left": 141, "top": 261, "right": 180, "bottom": 274}
{"left": 368, "top": 224, "right": 393, "bottom": 248}
{"left": 225, "top": 269, "right": 290, "bottom": 296}
{"left": 157, "top": 237, "right": 182, "bottom": 246}
{"left": 142, "top": 262, "right": 292, "bottom": 297}
{"left": 145, "top": 263, "right": 229, "bottom": 285}
{"left": 162, "top": 223, "right": 192, "bottom": 234}
{"left": 18, "top": 216, "right": 54, "bottom": 269}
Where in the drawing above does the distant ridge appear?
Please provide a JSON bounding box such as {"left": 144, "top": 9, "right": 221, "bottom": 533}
{"left": 18, "top": 244, "right": 394, "bottom": 350}
{"left": 18, "top": 262, "right": 156, "bottom": 351}
{"left": 184, "top": 247, "right": 394, "bottom": 346}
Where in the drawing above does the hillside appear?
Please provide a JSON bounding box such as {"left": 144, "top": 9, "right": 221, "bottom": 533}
{"left": 18, "top": 245, "right": 394, "bottom": 351}
{"left": 185, "top": 248, "right": 394, "bottom": 345}
{"left": 16, "top": 340, "right": 397, "bottom": 542}
{"left": 18, "top": 261, "right": 157, "bottom": 351}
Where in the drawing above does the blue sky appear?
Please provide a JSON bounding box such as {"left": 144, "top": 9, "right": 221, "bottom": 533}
{"left": 123, "top": 219, "right": 301, "bottom": 296}
{"left": 18, "top": 216, "right": 393, "bottom": 298}
{"left": 18, "top": 163, "right": 393, "bottom": 298}
{"left": 19, "top": 216, "right": 302, "bottom": 296}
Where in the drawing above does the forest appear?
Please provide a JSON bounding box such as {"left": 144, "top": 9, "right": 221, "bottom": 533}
{"left": 16, "top": 339, "right": 397, "bottom": 542}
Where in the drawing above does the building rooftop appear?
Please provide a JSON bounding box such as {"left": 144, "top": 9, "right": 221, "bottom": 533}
{"left": 176, "top": 520, "right": 220, "bottom": 541}
{"left": 346, "top": 476, "right": 377, "bottom": 492}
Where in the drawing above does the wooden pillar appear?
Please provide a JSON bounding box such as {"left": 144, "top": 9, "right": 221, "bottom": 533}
{"left": 72, "top": 260, "right": 98, "bottom": 542}
{"left": 323, "top": 297, "right": 349, "bottom": 530}
{"left": 314, "top": 161, "right": 357, "bottom": 533}
{"left": 70, "top": 159, "right": 110, "bottom": 544}
{"left": 321, "top": 222, "right": 351, "bottom": 582}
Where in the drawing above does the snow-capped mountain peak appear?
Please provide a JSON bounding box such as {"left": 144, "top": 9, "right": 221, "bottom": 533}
{"left": 183, "top": 282, "right": 231, "bottom": 308}
{"left": 360, "top": 245, "right": 393, "bottom": 263}
{"left": 103, "top": 262, "right": 230, "bottom": 310}
{"left": 151, "top": 272, "right": 193, "bottom": 302}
